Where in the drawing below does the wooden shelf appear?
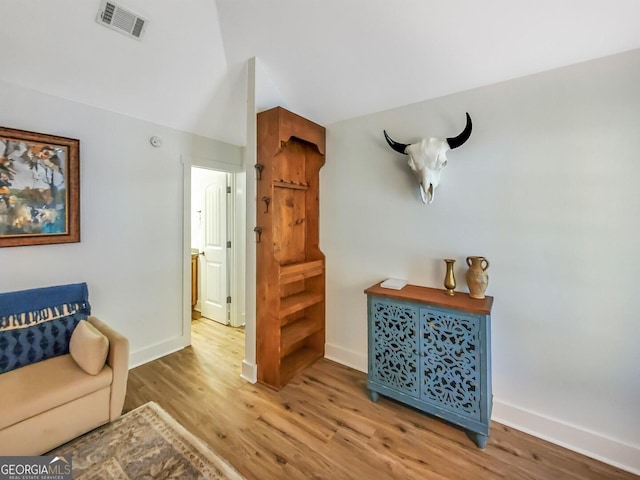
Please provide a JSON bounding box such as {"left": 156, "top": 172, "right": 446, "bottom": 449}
{"left": 279, "top": 291, "right": 323, "bottom": 319}
{"left": 274, "top": 180, "right": 309, "bottom": 190}
{"left": 280, "top": 260, "right": 324, "bottom": 284}
{"left": 281, "top": 316, "right": 323, "bottom": 354}
{"left": 280, "top": 347, "right": 323, "bottom": 385}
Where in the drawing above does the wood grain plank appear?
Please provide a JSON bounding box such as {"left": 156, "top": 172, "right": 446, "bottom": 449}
{"left": 279, "top": 291, "right": 323, "bottom": 319}
{"left": 365, "top": 282, "right": 494, "bottom": 314}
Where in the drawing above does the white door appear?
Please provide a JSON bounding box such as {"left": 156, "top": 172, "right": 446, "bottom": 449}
{"left": 200, "top": 173, "right": 229, "bottom": 324}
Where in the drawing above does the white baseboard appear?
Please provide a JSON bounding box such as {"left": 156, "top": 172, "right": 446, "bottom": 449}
{"left": 241, "top": 359, "right": 257, "bottom": 383}
{"left": 129, "top": 335, "right": 189, "bottom": 369}
{"left": 324, "top": 343, "right": 640, "bottom": 475}
{"left": 325, "top": 342, "right": 367, "bottom": 373}
{"left": 492, "top": 401, "right": 640, "bottom": 476}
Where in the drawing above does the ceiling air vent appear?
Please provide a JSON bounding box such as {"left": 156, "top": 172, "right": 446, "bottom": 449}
{"left": 96, "top": 1, "right": 147, "bottom": 40}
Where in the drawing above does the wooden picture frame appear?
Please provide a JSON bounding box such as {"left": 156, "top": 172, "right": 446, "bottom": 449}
{"left": 0, "top": 127, "right": 80, "bottom": 247}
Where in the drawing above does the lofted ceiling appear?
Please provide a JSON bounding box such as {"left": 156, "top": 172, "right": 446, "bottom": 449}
{"left": 1, "top": 1, "right": 639, "bottom": 146}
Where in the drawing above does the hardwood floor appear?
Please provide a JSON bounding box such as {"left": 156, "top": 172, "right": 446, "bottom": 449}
{"left": 124, "top": 319, "right": 637, "bottom": 480}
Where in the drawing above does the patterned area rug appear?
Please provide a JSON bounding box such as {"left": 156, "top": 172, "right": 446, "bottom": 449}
{"left": 50, "top": 401, "right": 245, "bottom": 479}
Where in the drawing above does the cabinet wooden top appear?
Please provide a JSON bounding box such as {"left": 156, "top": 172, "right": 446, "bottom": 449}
{"left": 365, "top": 282, "right": 493, "bottom": 315}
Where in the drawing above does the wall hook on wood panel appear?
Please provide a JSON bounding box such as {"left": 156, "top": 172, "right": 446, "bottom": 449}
{"left": 253, "top": 226, "right": 263, "bottom": 243}
{"left": 261, "top": 196, "right": 271, "bottom": 213}
{"left": 254, "top": 163, "right": 264, "bottom": 180}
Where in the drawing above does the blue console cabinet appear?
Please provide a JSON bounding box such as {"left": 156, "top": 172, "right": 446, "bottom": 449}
{"left": 365, "top": 282, "right": 493, "bottom": 448}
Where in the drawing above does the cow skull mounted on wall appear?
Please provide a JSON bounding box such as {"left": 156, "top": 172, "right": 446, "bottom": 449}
{"left": 383, "top": 113, "right": 472, "bottom": 204}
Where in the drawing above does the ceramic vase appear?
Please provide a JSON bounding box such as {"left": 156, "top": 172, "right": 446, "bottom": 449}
{"left": 466, "top": 256, "right": 489, "bottom": 299}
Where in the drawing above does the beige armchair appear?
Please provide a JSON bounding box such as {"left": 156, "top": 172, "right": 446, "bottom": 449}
{"left": 0, "top": 315, "right": 129, "bottom": 455}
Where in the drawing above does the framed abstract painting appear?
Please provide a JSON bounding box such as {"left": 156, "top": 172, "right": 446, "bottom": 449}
{"left": 0, "top": 127, "right": 80, "bottom": 247}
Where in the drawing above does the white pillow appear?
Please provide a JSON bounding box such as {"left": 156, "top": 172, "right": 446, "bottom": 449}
{"left": 70, "top": 320, "right": 109, "bottom": 375}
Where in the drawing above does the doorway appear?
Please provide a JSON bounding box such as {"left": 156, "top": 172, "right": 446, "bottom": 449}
{"left": 182, "top": 159, "right": 246, "bottom": 351}
{"left": 191, "top": 168, "right": 230, "bottom": 324}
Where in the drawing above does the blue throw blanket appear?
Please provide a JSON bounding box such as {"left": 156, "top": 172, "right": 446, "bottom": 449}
{"left": 0, "top": 283, "right": 91, "bottom": 374}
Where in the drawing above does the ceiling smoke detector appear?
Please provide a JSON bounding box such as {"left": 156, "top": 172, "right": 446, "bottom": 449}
{"left": 96, "top": 1, "right": 147, "bottom": 40}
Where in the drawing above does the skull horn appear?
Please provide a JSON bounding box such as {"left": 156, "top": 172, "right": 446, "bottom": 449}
{"left": 446, "top": 112, "right": 472, "bottom": 149}
{"left": 383, "top": 130, "right": 409, "bottom": 155}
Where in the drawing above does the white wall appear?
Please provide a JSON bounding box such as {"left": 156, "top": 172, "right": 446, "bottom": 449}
{"left": 241, "top": 58, "right": 258, "bottom": 383}
{"left": 0, "top": 80, "right": 242, "bottom": 367}
{"left": 322, "top": 50, "right": 640, "bottom": 472}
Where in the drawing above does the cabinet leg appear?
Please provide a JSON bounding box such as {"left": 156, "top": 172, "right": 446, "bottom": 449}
{"left": 466, "top": 431, "right": 488, "bottom": 449}
{"left": 369, "top": 390, "right": 379, "bottom": 403}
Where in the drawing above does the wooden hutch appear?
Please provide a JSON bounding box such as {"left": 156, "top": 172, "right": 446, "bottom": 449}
{"left": 256, "top": 107, "right": 326, "bottom": 389}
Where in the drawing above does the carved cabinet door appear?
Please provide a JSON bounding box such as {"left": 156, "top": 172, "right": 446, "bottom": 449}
{"left": 419, "top": 307, "right": 482, "bottom": 421}
{"left": 369, "top": 299, "right": 420, "bottom": 396}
